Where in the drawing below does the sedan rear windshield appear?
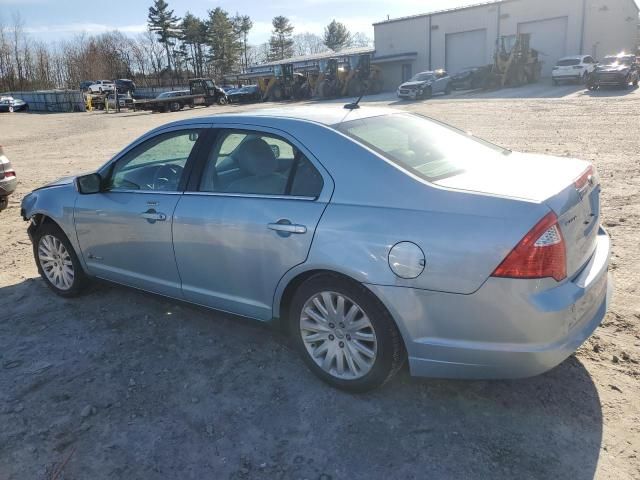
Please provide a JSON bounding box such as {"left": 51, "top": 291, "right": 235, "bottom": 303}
{"left": 556, "top": 59, "right": 581, "bottom": 66}
{"left": 337, "top": 113, "right": 509, "bottom": 182}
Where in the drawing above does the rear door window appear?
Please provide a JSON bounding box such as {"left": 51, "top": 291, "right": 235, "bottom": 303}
{"left": 199, "top": 130, "right": 323, "bottom": 197}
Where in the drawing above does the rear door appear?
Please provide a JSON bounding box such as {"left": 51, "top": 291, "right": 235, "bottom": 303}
{"left": 172, "top": 125, "right": 333, "bottom": 320}
{"left": 74, "top": 126, "right": 207, "bottom": 297}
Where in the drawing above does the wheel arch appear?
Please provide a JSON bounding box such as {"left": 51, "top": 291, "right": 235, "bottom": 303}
{"left": 274, "top": 267, "right": 408, "bottom": 351}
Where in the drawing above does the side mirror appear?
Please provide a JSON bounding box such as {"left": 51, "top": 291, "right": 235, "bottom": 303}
{"left": 189, "top": 132, "right": 199, "bottom": 142}
{"left": 270, "top": 144, "right": 280, "bottom": 158}
{"left": 76, "top": 173, "right": 102, "bottom": 194}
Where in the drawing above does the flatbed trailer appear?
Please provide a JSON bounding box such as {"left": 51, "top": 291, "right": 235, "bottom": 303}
{"left": 133, "top": 78, "right": 228, "bottom": 113}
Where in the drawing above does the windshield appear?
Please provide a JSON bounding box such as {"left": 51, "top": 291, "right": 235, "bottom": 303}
{"left": 409, "top": 73, "right": 433, "bottom": 82}
{"left": 603, "top": 56, "right": 634, "bottom": 65}
{"left": 337, "top": 113, "right": 509, "bottom": 182}
{"left": 557, "top": 59, "right": 581, "bottom": 66}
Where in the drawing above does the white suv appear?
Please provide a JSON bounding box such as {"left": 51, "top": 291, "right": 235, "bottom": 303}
{"left": 552, "top": 55, "right": 597, "bottom": 85}
{"left": 88, "top": 80, "right": 116, "bottom": 94}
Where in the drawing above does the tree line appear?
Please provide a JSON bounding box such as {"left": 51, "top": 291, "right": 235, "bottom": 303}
{"left": 0, "top": 0, "right": 371, "bottom": 92}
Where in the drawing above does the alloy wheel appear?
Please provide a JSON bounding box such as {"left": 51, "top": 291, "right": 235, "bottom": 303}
{"left": 38, "top": 234, "right": 74, "bottom": 291}
{"left": 299, "top": 291, "right": 378, "bottom": 380}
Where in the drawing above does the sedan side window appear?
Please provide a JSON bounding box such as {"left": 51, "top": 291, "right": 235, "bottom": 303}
{"left": 108, "top": 130, "right": 200, "bottom": 192}
{"left": 199, "top": 130, "right": 323, "bottom": 198}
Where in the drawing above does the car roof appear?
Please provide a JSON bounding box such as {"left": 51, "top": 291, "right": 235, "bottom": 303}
{"left": 558, "top": 55, "right": 587, "bottom": 60}
{"left": 162, "top": 105, "right": 401, "bottom": 129}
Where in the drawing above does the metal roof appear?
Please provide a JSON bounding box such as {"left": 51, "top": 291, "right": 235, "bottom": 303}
{"left": 374, "top": 0, "right": 639, "bottom": 25}
{"left": 248, "top": 46, "right": 374, "bottom": 69}
{"left": 373, "top": 0, "right": 507, "bottom": 25}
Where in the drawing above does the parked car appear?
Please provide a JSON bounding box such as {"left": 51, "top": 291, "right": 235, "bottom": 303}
{"left": 397, "top": 70, "right": 451, "bottom": 100}
{"left": 449, "top": 66, "right": 491, "bottom": 90}
{"left": 227, "top": 85, "right": 261, "bottom": 103}
{"left": 156, "top": 90, "right": 190, "bottom": 99}
{"left": 106, "top": 93, "right": 134, "bottom": 109}
{"left": 87, "top": 80, "right": 116, "bottom": 94}
{"left": 588, "top": 54, "right": 639, "bottom": 90}
{"left": 220, "top": 84, "right": 237, "bottom": 93}
{"left": 0, "top": 146, "right": 17, "bottom": 212}
{"left": 80, "top": 80, "right": 95, "bottom": 92}
{"left": 20, "top": 106, "right": 611, "bottom": 392}
{"left": 552, "top": 55, "right": 597, "bottom": 85}
{"left": 0, "top": 96, "right": 28, "bottom": 112}
{"left": 115, "top": 78, "right": 136, "bottom": 94}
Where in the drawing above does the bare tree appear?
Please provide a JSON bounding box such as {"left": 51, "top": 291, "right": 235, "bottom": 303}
{"left": 293, "top": 33, "right": 329, "bottom": 56}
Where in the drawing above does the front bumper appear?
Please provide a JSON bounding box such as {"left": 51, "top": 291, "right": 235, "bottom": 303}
{"left": 592, "top": 73, "right": 629, "bottom": 85}
{"left": 366, "top": 227, "right": 611, "bottom": 379}
{"left": 397, "top": 89, "right": 420, "bottom": 99}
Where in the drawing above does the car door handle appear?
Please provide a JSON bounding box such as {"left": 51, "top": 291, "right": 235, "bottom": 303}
{"left": 140, "top": 209, "right": 167, "bottom": 221}
{"left": 268, "top": 222, "right": 307, "bottom": 234}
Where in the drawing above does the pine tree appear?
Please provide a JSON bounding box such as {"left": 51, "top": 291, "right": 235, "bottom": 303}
{"left": 269, "top": 16, "right": 294, "bottom": 61}
{"left": 207, "top": 7, "right": 241, "bottom": 77}
{"left": 147, "top": 0, "right": 181, "bottom": 72}
{"left": 181, "top": 12, "right": 207, "bottom": 77}
{"left": 232, "top": 14, "right": 253, "bottom": 71}
{"left": 323, "top": 20, "right": 351, "bottom": 51}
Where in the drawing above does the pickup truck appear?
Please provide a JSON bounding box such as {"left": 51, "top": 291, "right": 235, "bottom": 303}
{"left": 134, "top": 78, "right": 228, "bottom": 112}
{"left": 88, "top": 80, "right": 116, "bottom": 94}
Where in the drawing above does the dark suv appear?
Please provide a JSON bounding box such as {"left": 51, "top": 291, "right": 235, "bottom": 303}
{"left": 588, "top": 54, "right": 639, "bottom": 90}
{"left": 115, "top": 79, "right": 136, "bottom": 94}
{"left": 0, "top": 146, "right": 17, "bottom": 212}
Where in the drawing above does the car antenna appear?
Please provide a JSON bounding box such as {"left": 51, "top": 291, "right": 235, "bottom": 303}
{"left": 344, "top": 92, "right": 364, "bottom": 110}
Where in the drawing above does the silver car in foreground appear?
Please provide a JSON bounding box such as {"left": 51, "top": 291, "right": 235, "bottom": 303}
{"left": 21, "top": 106, "right": 611, "bottom": 392}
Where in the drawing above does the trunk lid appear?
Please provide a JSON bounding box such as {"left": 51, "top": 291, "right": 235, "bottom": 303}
{"left": 435, "top": 152, "right": 600, "bottom": 278}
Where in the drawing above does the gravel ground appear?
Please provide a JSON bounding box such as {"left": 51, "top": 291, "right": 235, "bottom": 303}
{"left": 0, "top": 88, "right": 639, "bottom": 480}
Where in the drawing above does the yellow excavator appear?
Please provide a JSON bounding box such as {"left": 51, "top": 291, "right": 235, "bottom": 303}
{"left": 486, "top": 33, "right": 542, "bottom": 88}
{"left": 258, "top": 63, "right": 309, "bottom": 102}
{"left": 316, "top": 53, "right": 384, "bottom": 99}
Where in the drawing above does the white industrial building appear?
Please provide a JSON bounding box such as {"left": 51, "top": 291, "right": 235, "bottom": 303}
{"left": 373, "top": 0, "right": 639, "bottom": 87}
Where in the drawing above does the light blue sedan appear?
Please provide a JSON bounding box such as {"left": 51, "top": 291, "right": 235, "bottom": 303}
{"left": 21, "top": 106, "right": 611, "bottom": 391}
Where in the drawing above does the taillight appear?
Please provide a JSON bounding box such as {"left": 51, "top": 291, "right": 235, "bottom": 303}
{"left": 492, "top": 212, "right": 566, "bottom": 282}
{"left": 574, "top": 165, "right": 594, "bottom": 191}
{"left": 4, "top": 170, "right": 15, "bottom": 178}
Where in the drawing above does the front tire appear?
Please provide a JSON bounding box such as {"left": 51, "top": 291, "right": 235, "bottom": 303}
{"left": 289, "top": 274, "right": 405, "bottom": 392}
{"left": 33, "top": 223, "right": 89, "bottom": 297}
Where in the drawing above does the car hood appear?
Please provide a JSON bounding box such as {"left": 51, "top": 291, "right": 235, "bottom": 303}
{"left": 399, "top": 81, "right": 430, "bottom": 88}
{"left": 34, "top": 175, "right": 75, "bottom": 191}
{"left": 596, "top": 65, "right": 629, "bottom": 73}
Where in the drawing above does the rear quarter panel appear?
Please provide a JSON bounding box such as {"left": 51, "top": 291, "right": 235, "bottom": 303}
{"left": 273, "top": 120, "right": 550, "bottom": 298}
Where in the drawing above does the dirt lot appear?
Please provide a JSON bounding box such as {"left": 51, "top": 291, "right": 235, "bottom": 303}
{"left": 1, "top": 88, "right": 639, "bottom": 479}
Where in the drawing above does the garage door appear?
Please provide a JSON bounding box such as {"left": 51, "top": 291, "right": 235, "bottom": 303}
{"left": 445, "top": 29, "right": 487, "bottom": 76}
{"left": 518, "top": 17, "right": 568, "bottom": 77}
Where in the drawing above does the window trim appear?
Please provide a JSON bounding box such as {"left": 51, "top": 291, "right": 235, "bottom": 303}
{"left": 98, "top": 125, "right": 211, "bottom": 195}
{"left": 187, "top": 124, "right": 331, "bottom": 202}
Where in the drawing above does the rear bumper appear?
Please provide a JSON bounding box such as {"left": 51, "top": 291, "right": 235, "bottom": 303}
{"left": 552, "top": 72, "right": 583, "bottom": 80}
{"left": 366, "top": 227, "right": 611, "bottom": 379}
{"left": 0, "top": 176, "right": 18, "bottom": 197}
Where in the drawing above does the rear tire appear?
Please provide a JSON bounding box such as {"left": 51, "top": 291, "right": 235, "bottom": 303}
{"left": 32, "top": 223, "right": 89, "bottom": 297}
{"left": 289, "top": 274, "right": 405, "bottom": 392}
{"left": 169, "top": 101, "right": 181, "bottom": 112}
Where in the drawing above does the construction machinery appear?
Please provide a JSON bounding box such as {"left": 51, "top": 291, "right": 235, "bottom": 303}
{"left": 316, "top": 53, "right": 384, "bottom": 99}
{"left": 485, "top": 33, "right": 542, "bottom": 89}
{"left": 258, "top": 63, "right": 310, "bottom": 102}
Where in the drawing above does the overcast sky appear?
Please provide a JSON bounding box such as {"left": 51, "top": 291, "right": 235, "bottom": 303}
{"left": 0, "top": 0, "right": 508, "bottom": 45}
